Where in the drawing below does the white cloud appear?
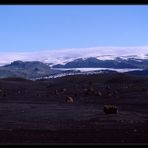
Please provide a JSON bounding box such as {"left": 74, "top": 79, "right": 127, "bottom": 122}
{"left": 0, "top": 45, "right": 148, "bottom": 65}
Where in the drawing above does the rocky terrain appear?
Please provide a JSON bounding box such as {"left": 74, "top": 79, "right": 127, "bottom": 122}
{"left": 0, "top": 73, "right": 148, "bottom": 144}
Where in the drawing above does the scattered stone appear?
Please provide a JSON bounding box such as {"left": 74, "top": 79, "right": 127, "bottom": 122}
{"left": 55, "top": 90, "right": 59, "bottom": 95}
{"left": 66, "top": 96, "right": 74, "bottom": 103}
{"left": 106, "top": 85, "right": 111, "bottom": 90}
{"left": 98, "top": 91, "right": 102, "bottom": 96}
{"left": 36, "top": 93, "right": 40, "bottom": 97}
{"left": 83, "top": 88, "right": 88, "bottom": 92}
{"left": 104, "top": 105, "right": 118, "bottom": 114}
{"left": 124, "top": 86, "right": 129, "bottom": 89}
{"left": 2, "top": 93, "right": 7, "bottom": 97}
{"left": 61, "top": 88, "right": 67, "bottom": 93}
{"left": 113, "top": 90, "right": 118, "bottom": 95}
{"left": 107, "top": 93, "right": 112, "bottom": 97}
{"left": 17, "top": 90, "right": 21, "bottom": 94}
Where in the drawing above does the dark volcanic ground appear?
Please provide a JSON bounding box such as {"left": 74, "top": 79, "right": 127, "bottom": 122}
{"left": 0, "top": 73, "right": 148, "bottom": 144}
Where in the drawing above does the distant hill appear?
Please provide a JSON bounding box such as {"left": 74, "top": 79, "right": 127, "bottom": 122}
{"left": 0, "top": 61, "right": 61, "bottom": 79}
{"left": 126, "top": 69, "right": 148, "bottom": 76}
{"left": 52, "top": 57, "right": 148, "bottom": 69}
{"left": 1, "top": 58, "right": 148, "bottom": 79}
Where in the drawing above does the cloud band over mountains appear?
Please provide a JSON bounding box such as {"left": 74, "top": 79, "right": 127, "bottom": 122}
{"left": 0, "top": 46, "right": 148, "bottom": 66}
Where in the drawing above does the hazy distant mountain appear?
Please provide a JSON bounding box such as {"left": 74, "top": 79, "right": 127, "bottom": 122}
{"left": 4, "top": 61, "right": 50, "bottom": 71}
{"left": 0, "top": 61, "right": 61, "bottom": 79}
{"left": 1, "top": 46, "right": 148, "bottom": 67}
{"left": 126, "top": 69, "right": 148, "bottom": 76}
{"left": 1, "top": 57, "right": 148, "bottom": 79}
{"left": 52, "top": 57, "right": 148, "bottom": 69}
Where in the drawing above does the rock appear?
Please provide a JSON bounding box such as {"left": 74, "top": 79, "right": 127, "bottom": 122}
{"left": 104, "top": 105, "right": 118, "bottom": 114}
{"left": 106, "top": 85, "right": 111, "bottom": 90}
{"left": 66, "top": 96, "right": 74, "bottom": 103}
{"left": 113, "top": 90, "right": 118, "bottom": 95}
{"left": 17, "top": 90, "right": 21, "bottom": 94}
{"left": 54, "top": 90, "right": 59, "bottom": 95}
{"left": 98, "top": 91, "right": 102, "bottom": 96}
{"left": 2, "top": 93, "right": 7, "bottom": 97}
{"left": 83, "top": 88, "right": 88, "bottom": 92}
{"left": 107, "top": 93, "right": 112, "bottom": 97}
{"left": 89, "top": 87, "right": 94, "bottom": 92}
{"left": 61, "top": 88, "right": 67, "bottom": 93}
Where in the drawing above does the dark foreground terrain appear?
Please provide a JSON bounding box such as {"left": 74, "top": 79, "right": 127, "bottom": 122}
{"left": 0, "top": 73, "right": 148, "bottom": 144}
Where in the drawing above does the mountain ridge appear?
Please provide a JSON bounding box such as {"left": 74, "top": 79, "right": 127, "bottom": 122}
{"left": 0, "top": 61, "right": 61, "bottom": 79}
{"left": 52, "top": 57, "right": 148, "bottom": 69}
{"left": 0, "top": 56, "right": 148, "bottom": 79}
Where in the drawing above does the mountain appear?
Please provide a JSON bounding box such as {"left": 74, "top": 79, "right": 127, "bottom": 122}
{"left": 1, "top": 59, "right": 148, "bottom": 79}
{"left": 126, "top": 69, "right": 148, "bottom": 76}
{"left": 52, "top": 57, "right": 148, "bottom": 69}
{"left": 4, "top": 61, "right": 51, "bottom": 71}
{"left": 0, "top": 61, "right": 61, "bottom": 79}
{"left": 1, "top": 46, "right": 148, "bottom": 67}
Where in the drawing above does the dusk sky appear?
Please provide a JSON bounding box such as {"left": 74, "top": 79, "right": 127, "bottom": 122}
{"left": 0, "top": 5, "right": 148, "bottom": 53}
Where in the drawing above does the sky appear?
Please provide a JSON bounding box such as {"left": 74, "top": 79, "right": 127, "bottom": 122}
{"left": 0, "top": 5, "right": 148, "bottom": 53}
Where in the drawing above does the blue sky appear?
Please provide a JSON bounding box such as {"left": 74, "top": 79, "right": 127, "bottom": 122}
{"left": 0, "top": 5, "right": 148, "bottom": 52}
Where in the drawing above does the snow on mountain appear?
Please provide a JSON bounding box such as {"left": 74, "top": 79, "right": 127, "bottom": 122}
{"left": 0, "top": 46, "right": 148, "bottom": 66}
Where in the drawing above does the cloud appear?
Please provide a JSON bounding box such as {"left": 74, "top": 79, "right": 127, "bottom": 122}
{"left": 0, "top": 45, "right": 148, "bottom": 65}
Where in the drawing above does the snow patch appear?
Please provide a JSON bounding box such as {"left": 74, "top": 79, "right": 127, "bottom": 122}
{"left": 0, "top": 45, "right": 148, "bottom": 65}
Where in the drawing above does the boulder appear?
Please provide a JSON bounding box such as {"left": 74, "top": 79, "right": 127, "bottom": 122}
{"left": 104, "top": 105, "right": 118, "bottom": 114}
{"left": 66, "top": 96, "right": 74, "bottom": 103}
